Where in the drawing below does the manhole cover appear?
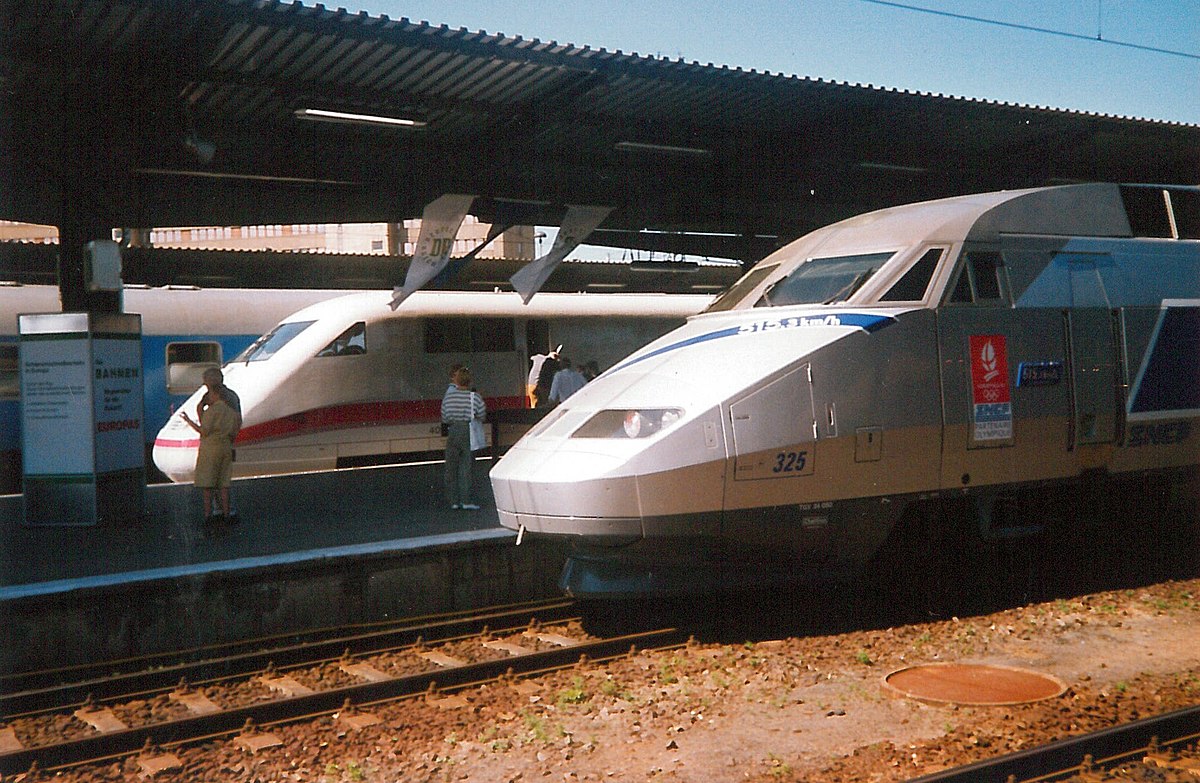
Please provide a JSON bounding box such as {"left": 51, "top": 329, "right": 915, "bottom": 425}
{"left": 882, "top": 663, "right": 1067, "bottom": 706}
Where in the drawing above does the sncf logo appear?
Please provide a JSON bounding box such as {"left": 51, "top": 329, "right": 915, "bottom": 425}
{"left": 1128, "top": 421, "right": 1191, "bottom": 447}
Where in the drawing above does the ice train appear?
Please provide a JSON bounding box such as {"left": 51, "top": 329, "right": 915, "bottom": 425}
{"left": 489, "top": 184, "right": 1200, "bottom": 597}
{"left": 152, "top": 291, "right": 711, "bottom": 482}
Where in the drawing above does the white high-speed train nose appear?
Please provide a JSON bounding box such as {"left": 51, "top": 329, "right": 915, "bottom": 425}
{"left": 152, "top": 410, "right": 201, "bottom": 483}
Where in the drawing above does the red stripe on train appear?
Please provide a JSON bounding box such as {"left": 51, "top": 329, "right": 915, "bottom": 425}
{"left": 154, "top": 396, "right": 527, "bottom": 449}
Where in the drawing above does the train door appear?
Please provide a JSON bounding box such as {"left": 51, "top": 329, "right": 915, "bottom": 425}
{"left": 1063, "top": 254, "right": 1118, "bottom": 447}
{"left": 722, "top": 364, "right": 827, "bottom": 560}
{"left": 936, "top": 249, "right": 1074, "bottom": 490}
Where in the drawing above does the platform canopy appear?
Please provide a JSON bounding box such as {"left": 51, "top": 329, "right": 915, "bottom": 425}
{"left": 3, "top": 0, "right": 1199, "bottom": 262}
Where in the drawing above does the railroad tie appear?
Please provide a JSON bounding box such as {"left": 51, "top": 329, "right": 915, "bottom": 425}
{"left": 483, "top": 640, "right": 533, "bottom": 656}
{"left": 0, "top": 726, "right": 22, "bottom": 752}
{"left": 235, "top": 720, "right": 283, "bottom": 754}
{"left": 137, "top": 752, "right": 182, "bottom": 778}
{"left": 339, "top": 661, "right": 392, "bottom": 683}
{"left": 418, "top": 650, "right": 466, "bottom": 668}
{"left": 531, "top": 632, "right": 580, "bottom": 647}
{"left": 1145, "top": 752, "right": 1200, "bottom": 776}
{"left": 168, "top": 689, "right": 221, "bottom": 715}
{"left": 258, "top": 675, "right": 316, "bottom": 697}
{"left": 73, "top": 706, "right": 127, "bottom": 733}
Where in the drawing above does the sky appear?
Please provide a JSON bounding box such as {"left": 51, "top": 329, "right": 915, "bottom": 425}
{"left": 358, "top": 0, "right": 1200, "bottom": 125}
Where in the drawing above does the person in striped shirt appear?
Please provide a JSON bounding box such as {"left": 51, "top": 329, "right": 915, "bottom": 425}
{"left": 441, "top": 366, "right": 486, "bottom": 510}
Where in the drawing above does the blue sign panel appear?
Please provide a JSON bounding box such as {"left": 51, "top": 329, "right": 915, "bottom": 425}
{"left": 1017, "top": 361, "right": 1064, "bottom": 387}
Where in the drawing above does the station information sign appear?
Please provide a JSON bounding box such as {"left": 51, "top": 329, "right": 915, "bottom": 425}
{"left": 19, "top": 312, "right": 145, "bottom": 525}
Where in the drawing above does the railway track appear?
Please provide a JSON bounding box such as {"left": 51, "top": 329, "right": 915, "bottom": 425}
{"left": 910, "top": 704, "right": 1200, "bottom": 783}
{"left": 0, "top": 599, "right": 689, "bottom": 777}
{"left": 0, "top": 598, "right": 577, "bottom": 716}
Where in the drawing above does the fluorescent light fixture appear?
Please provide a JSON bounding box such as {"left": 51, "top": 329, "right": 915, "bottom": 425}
{"left": 858, "top": 161, "right": 927, "bottom": 174}
{"left": 295, "top": 108, "right": 427, "bottom": 128}
{"left": 494, "top": 197, "right": 553, "bottom": 206}
{"left": 586, "top": 282, "right": 628, "bottom": 289}
{"left": 134, "top": 168, "right": 358, "bottom": 185}
{"left": 630, "top": 260, "right": 699, "bottom": 273}
{"left": 614, "top": 141, "right": 712, "bottom": 157}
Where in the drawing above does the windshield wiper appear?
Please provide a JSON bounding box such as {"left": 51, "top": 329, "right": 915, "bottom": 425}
{"left": 824, "top": 268, "right": 875, "bottom": 304}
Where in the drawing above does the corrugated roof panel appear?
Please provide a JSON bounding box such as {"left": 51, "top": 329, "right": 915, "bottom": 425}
{"left": 257, "top": 27, "right": 316, "bottom": 77}
{"left": 352, "top": 42, "right": 405, "bottom": 92}
{"left": 209, "top": 22, "right": 265, "bottom": 71}
{"left": 372, "top": 47, "right": 439, "bottom": 92}
{"left": 398, "top": 50, "right": 460, "bottom": 94}
{"left": 447, "top": 58, "right": 512, "bottom": 101}
{"left": 481, "top": 62, "right": 562, "bottom": 104}
{"left": 339, "top": 40, "right": 401, "bottom": 88}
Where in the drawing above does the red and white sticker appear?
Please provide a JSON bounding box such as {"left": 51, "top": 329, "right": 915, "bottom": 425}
{"left": 968, "top": 334, "right": 1012, "bottom": 441}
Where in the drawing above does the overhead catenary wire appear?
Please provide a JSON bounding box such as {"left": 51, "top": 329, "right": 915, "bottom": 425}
{"left": 858, "top": 0, "right": 1200, "bottom": 61}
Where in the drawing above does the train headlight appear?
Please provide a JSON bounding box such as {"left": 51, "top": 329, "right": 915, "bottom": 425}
{"left": 573, "top": 408, "right": 684, "bottom": 439}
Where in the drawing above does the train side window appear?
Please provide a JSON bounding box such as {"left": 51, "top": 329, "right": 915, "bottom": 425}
{"left": 1169, "top": 189, "right": 1200, "bottom": 239}
{"left": 166, "top": 341, "right": 221, "bottom": 395}
{"left": 317, "top": 322, "right": 366, "bottom": 356}
{"left": 425, "top": 319, "right": 471, "bottom": 353}
{"left": 0, "top": 344, "right": 17, "bottom": 400}
{"left": 425, "top": 318, "right": 515, "bottom": 352}
{"left": 880, "top": 248, "right": 943, "bottom": 302}
{"left": 471, "top": 318, "right": 516, "bottom": 352}
{"left": 970, "top": 252, "right": 1004, "bottom": 301}
{"left": 947, "top": 266, "right": 973, "bottom": 303}
{"left": 946, "top": 252, "right": 1009, "bottom": 305}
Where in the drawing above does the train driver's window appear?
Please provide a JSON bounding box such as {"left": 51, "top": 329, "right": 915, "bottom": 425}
{"left": 0, "top": 344, "right": 17, "bottom": 400}
{"left": 317, "top": 322, "right": 367, "bottom": 357}
{"left": 705, "top": 264, "right": 778, "bottom": 312}
{"left": 236, "top": 320, "right": 316, "bottom": 363}
{"left": 758, "top": 252, "right": 893, "bottom": 307}
{"left": 166, "top": 342, "right": 221, "bottom": 395}
{"left": 879, "top": 248, "right": 944, "bottom": 302}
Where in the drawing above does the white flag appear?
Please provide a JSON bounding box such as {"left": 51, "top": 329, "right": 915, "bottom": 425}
{"left": 510, "top": 205, "right": 612, "bottom": 304}
{"left": 390, "top": 194, "right": 476, "bottom": 309}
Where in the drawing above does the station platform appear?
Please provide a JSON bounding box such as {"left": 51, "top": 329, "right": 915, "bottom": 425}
{"left": 0, "top": 460, "right": 569, "bottom": 675}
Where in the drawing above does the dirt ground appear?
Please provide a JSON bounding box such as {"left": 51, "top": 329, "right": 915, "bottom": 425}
{"left": 52, "top": 575, "right": 1199, "bottom": 783}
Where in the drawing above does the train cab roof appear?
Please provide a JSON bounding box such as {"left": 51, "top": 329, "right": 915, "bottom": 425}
{"left": 705, "top": 183, "right": 1200, "bottom": 313}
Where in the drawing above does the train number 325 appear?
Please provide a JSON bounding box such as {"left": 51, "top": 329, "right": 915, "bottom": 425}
{"left": 772, "top": 450, "right": 808, "bottom": 473}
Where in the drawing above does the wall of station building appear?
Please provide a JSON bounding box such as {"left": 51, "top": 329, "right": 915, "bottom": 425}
{"left": 0, "top": 219, "right": 536, "bottom": 260}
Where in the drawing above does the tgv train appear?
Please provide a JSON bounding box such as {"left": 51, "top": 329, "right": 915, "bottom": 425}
{"left": 152, "top": 290, "right": 711, "bottom": 482}
{"left": 490, "top": 184, "right": 1200, "bottom": 597}
{"left": 0, "top": 284, "right": 348, "bottom": 493}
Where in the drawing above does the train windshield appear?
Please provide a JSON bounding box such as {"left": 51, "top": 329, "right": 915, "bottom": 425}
{"left": 703, "top": 264, "right": 779, "bottom": 312}
{"left": 234, "top": 320, "right": 316, "bottom": 363}
{"left": 757, "top": 252, "right": 895, "bottom": 307}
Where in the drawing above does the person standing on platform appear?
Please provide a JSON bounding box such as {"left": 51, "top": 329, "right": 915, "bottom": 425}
{"left": 181, "top": 367, "right": 242, "bottom": 525}
{"left": 527, "top": 347, "right": 560, "bottom": 408}
{"left": 531, "top": 348, "right": 561, "bottom": 408}
{"left": 549, "top": 357, "right": 588, "bottom": 404}
{"left": 441, "top": 366, "right": 486, "bottom": 510}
